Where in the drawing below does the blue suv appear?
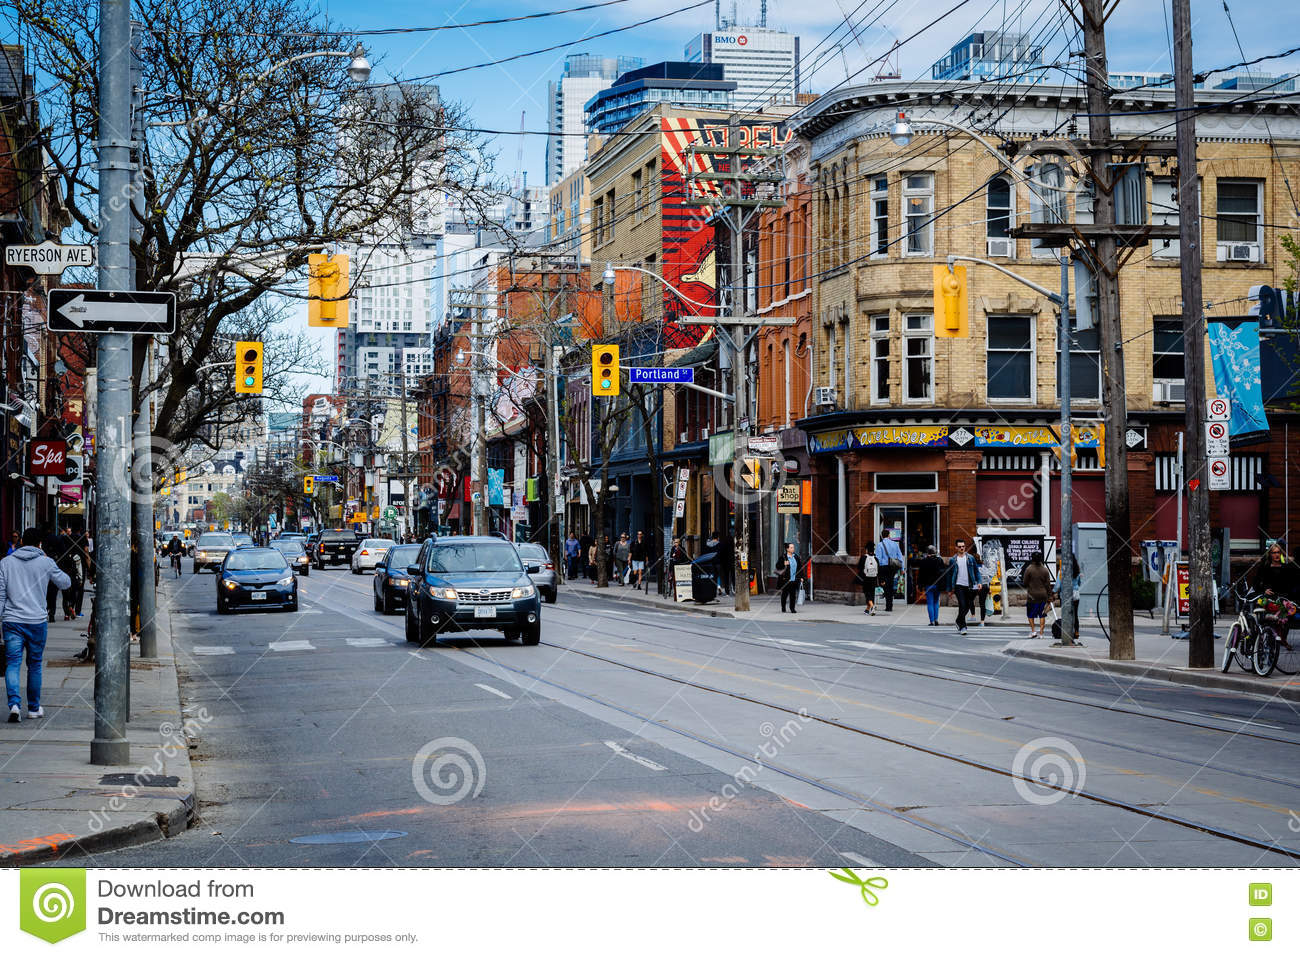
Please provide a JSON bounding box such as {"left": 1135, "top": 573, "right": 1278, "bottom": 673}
{"left": 404, "top": 536, "right": 542, "bottom": 645}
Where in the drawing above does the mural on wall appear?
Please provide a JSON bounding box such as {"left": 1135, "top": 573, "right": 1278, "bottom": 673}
{"left": 659, "top": 116, "right": 793, "bottom": 350}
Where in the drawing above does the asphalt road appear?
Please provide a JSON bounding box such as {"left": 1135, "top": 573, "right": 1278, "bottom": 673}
{"left": 89, "top": 566, "right": 1300, "bottom": 867}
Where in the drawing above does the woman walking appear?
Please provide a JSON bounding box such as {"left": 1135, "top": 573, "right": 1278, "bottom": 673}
{"left": 856, "top": 540, "right": 878, "bottom": 615}
{"left": 1022, "top": 551, "right": 1053, "bottom": 638}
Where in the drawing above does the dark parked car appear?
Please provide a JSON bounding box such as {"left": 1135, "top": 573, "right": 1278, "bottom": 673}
{"left": 217, "top": 547, "right": 298, "bottom": 614}
{"left": 515, "top": 542, "right": 558, "bottom": 603}
{"left": 373, "top": 543, "right": 421, "bottom": 615}
{"left": 314, "top": 528, "right": 360, "bottom": 569}
{"left": 404, "top": 536, "right": 542, "bottom": 645}
{"left": 231, "top": 532, "right": 255, "bottom": 549}
{"left": 270, "top": 539, "right": 311, "bottom": 576}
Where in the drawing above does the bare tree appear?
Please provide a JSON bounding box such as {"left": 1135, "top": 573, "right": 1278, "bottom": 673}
{"left": 11, "top": 0, "right": 496, "bottom": 448}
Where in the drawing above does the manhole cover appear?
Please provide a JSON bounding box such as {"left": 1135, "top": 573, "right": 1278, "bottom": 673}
{"left": 289, "top": 830, "right": 407, "bottom": 845}
{"left": 99, "top": 773, "right": 180, "bottom": 788}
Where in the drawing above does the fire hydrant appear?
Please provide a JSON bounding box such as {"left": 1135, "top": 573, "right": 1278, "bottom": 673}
{"left": 990, "top": 572, "right": 1003, "bottom": 615}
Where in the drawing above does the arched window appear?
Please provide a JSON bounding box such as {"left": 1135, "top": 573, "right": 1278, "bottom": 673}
{"left": 986, "top": 175, "right": 1014, "bottom": 257}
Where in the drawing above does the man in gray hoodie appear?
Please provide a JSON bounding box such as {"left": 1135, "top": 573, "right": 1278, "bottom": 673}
{"left": 2, "top": 528, "right": 72, "bottom": 722}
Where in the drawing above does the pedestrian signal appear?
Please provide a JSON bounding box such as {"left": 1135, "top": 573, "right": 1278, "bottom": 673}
{"left": 308, "top": 253, "right": 349, "bottom": 327}
{"left": 933, "top": 264, "right": 968, "bottom": 337}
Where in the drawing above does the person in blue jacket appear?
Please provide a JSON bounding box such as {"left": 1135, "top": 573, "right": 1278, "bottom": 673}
{"left": 944, "top": 538, "right": 982, "bottom": 635}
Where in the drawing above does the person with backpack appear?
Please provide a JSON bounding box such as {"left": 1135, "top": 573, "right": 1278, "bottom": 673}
{"left": 1022, "top": 550, "right": 1054, "bottom": 639}
{"left": 167, "top": 535, "right": 184, "bottom": 577}
{"left": 2, "top": 528, "right": 72, "bottom": 721}
{"left": 856, "top": 540, "right": 879, "bottom": 615}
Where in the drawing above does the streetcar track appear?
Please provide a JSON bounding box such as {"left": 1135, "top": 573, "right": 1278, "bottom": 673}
{"left": 553, "top": 594, "right": 1300, "bottom": 746}
{"left": 516, "top": 639, "right": 1300, "bottom": 863}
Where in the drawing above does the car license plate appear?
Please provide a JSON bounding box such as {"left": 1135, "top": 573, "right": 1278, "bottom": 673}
{"left": 473, "top": 606, "right": 496, "bottom": 619}
{"left": 251, "top": 591, "right": 267, "bottom": 601}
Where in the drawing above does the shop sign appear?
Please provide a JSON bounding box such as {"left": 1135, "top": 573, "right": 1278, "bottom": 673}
{"left": 1072, "top": 423, "right": 1103, "bottom": 448}
{"left": 747, "top": 434, "right": 779, "bottom": 455}
{"left": 971, "top": 426, "right": 1058, "bottom": 448}
{"left": 28, "top": 439, "right": 67, "bottom": 476}
{"left": 777, "top": 482, "right": 801, "bottom": 514}
{"left": 808, "top": 425, "right": 949, "bottom": 453}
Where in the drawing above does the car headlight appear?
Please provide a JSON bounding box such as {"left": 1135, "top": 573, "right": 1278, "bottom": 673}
{"left": 395, "top": 578, "right": 410, "bottom": 587}
{"left": 427, "top": 586, "right": 456, "bottom": 600}
{"left": 277, "top": 576, "right": 294, "bottom": 586}
{"left": 511, "top": 584, "right": 536, "bottom": 599}
{"left": 222, "top": 579, "right": 238, "bottom": 590}
{"left": 198, "top": 551, "right": 208, "bottom": 559}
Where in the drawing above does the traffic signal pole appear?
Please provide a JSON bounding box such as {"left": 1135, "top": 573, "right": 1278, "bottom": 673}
{"left": 91, "top": 0, "right": 134, "bottom": 765}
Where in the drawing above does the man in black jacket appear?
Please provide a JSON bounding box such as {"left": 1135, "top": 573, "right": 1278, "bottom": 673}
{"left": 775, "top": 542, "right": 803, "bottom": 613}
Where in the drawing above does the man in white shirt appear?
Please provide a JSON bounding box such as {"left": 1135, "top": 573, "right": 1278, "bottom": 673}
{"left": 874, "top": 530, "right": 905, "bottom": 612}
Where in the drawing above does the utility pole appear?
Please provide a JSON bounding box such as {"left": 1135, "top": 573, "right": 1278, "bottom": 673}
{"left": 91, "top": 0, "right": 133, "bottom": 765}
{"left": 1080, "top": 0, "right": 1135, "bottom": 659}
{"left": 1173, "top": 0, "right": 1214, "bottom": 667}
{"left": 129, "top": 21, "right": 157, "bottom": 658}
{"left": 1058, "top": 254, "right": 1075, "bottom": 645}
{"left": 728, "top": 115, "right": 751, "bottom": 612}
{"left": 545, "top": 328, "right": 565, "bottom": 577}
{"left": 472, "top": 290, "right": 487, "bottom": 536}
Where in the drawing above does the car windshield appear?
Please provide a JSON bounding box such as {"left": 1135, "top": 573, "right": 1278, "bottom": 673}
{"left": 225, "top": 549, "right": 288, "bottom": 572}
{"left": 387, "top": 545, "right": 421, "bottom": 568}
{"left": 362, "top": 539, "right": 395, "bottom": 549}
{"left": 197, "top": 534, "right": 234, "bottom": 547}
{"left": 428, "top": 542, "right": 523, "bottom": 574}
{"left": 271, "top": 541, "right": 305, "bottom": 556}
{"left": 517, "top": 544, "right": 548, "bottom": 561}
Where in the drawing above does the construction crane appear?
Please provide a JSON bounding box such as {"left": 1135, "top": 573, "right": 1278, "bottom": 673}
{"left": 512, "top": 110, "right": 526, "bottom": 196}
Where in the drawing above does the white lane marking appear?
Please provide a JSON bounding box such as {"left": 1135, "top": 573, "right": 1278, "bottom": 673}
{"left": 268, "top": 640, "right": 315, "bottom": 652}
{"left": 191, "top": 645, "right": 234, "bottom": 656}
{"left": 828, "top": 640, "right": 890, "bottom": 650}
{"left": 345, "top": 636, "right": 390, "bottom": 648}
{"left": 962, "top": 636, "right": 1007, "bottom": 642}
{"left": 937, "top": 668, "right": 986, "bottom": 680}
{"left": 750, "top": 636, "right": 824, "bottom": 648}
{"left": 408, "top": 651, "right": 427, "bottom": 660}
{"left": 1177, "top": 711, "right": 1283, "bottom": 730}
{"left": 601, "top": 609, "right": 630, "bottom": 615}
{"left": 839, "top": 851, "right": 884, "bottom": 868}
{"left": 604, "top": 740, "right": 668, "bottom": 771}
{"left": 475, "top": 682, "right": 513, "bottom": 700}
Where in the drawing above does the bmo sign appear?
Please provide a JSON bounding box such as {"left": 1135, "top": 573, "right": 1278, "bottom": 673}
{"left": 714, "top": 33, "right": 747, "bottom": 45}
{"left": 29, "top": 439, "right": 67, "bottom": 476}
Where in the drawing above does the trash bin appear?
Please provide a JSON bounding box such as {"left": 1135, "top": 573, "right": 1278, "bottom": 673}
{"left": 691, "top": 552, "right": 719, "bottom": 604}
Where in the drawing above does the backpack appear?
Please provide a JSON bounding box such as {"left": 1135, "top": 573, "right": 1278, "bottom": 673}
{"left": 861, "top": 555, "right": 879, "bottom": 578}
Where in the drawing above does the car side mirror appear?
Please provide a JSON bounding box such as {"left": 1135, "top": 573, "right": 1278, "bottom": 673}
{"left": 407, "top": 564, "right": 420, "bottom": 575}
{"left": 526, "top": 563, "right": 541, "bottom": 574}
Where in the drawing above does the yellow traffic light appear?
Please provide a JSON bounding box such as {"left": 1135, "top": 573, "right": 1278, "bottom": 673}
{"left": 234, "top": 341, "right": 263, "bottom": 394}
{"left": 932, "top": 264, "right": 969, "bottom": 337}
{"left": 308, "top": 253, "right": 350, "bottom": 327}
{"left": 303, "top": 475, "right": 315, "bottom": 496}
{"left": 592, "top": 344, "right": 620, "bottom": 396}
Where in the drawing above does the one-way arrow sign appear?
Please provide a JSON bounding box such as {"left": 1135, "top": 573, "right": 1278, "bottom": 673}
{"left": 48, "top": 288, "right": 177, "bottom": 335}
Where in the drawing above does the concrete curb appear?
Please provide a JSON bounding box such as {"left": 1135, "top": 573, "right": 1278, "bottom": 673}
{"left": 0, "top": 585, "right": 197, "bottom": 866}
{"left": 1004, "top": 645, "right": 1300, "bottom": 703}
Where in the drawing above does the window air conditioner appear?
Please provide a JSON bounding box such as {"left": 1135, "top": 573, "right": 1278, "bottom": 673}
{"left": 1218, "top": 243, "right": 1260, "bottom": 262}
{"left": 1153, "top": 380, "right": 1186, "bottom": 403}
{"left": 814, "top": 386, "right": 837, "bottom": 407}
{"left": 987, "top": 238, "right": 1014, "bottom": 258}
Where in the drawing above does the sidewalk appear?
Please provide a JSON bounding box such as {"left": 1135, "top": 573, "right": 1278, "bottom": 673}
{"left": 0, "top": 579, "right": 196, "bottom": 865}
{"left": 564, "top": 577, "right": 1300, "bottom": 701}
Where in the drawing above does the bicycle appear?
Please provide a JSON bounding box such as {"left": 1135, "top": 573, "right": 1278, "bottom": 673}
{"left": 1250, "top": 594, "right": 1298, "bottom": 678}
{"left": 1221, "top": 583, "right": 1267, "bottom": 674}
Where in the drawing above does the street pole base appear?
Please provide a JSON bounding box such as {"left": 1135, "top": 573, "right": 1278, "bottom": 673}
{"left": 90, "top": 737, "right": 131, "bottom": 766}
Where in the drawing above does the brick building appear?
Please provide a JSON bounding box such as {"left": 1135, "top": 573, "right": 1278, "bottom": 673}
{"left": 789, "top": 80, "right": 1300, "bottom": 598}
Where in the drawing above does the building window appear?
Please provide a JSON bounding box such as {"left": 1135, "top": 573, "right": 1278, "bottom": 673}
{"left": 987, "top": 315, "right": 1034, "bottom": 401}
{"left": 870, "top": 176, "right": 888, "bottom": 256}
{"left": 605, "top": 188, "right": 616, "bottom": 241}
{"left": 1216, "top": 179, "right": 1261, "bottom": 250}
{"left": 870, "top": 314, "right": 890, "bottom": 404}
{"left": 1030, "top": 162, "right": 1065, "bottom": 258}
{"left": 1153, "top": 317, "right": 1185, "bottom": 384}
{"left": 631, "top": 169, "right": 643, "bottom": 218}
{"left": 902, "top": 173, "right": 933, "bottom": 256}
{"left": 986, "top": 176, "right": 1014, "bottom": 257}
{"left": 902, "top": 314, "right": 932, "bottom": 402}
{"left": 841, "top": 321, "right": 852, "bottom": 407}
{"left": 593, "top": 196, "right": 605, "bottom": 245}
{"left": 874, "top": 472, "right": 939, "bottom": 492}
{"left": 1149, "top": 178, "right": 1180, "bottom": 258}
{"left": 1058, "top": 326, "right": 1101, "bottom": 401}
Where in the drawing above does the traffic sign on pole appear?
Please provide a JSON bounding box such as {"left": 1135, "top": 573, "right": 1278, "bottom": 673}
{"left": 628, "top": 367, "right": 695, "bottom": 384}
{"left": 1208, "top": 456, "right": 1230, "bottom": 490}
{"left": 1205, "top": 420, "right": 1229, "bottom": 457}
{"left": 1207, "top": 397, "right": 1230, "bottom": 421}
{"left": 49, "top": 288, "right": 176, "bottom": 334}
{"left": 6, "top": 241, "right": 95, "bottom": 274}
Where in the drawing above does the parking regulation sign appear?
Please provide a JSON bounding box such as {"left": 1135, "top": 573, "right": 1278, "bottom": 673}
{"left": 1208, "top": 456, "right": 1230, "bottom": 490}
{"left": 1207, "top": 397, "right": 1230, "bottom": 421}
{"left": 1205, "top": 420, "right": 1229, "bottom": 457}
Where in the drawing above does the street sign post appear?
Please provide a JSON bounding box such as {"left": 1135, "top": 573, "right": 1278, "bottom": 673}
{"left": 6, "top": 241, "right": 95, "bottom": 274}
{"left": 1205, "top": 420, "right": 1229, "bottom": 457}
{"left": 313, "top": 474, "right": 339, "bottom": 483}
{"left": 49, "top": 288, "right": 177, "bottom": 334}
{"left": 1207, "top": 397, "right": 1230, "bottom": 421}
{"left": 628, "top": 367, "right": 695, "bottom": 384}
{"left": 1208, "top": 456, "right": 1230, "bottom": 490}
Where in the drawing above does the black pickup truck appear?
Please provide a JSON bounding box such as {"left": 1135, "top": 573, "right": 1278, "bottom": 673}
{"left": 314, "top": 528, "right": 361, "bottom": 569}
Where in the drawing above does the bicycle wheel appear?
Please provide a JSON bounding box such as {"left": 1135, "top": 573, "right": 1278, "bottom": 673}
{"left": 1235, "top": 625, "right": 1257, "bottom": 672}
{"left": 1272, "top": 633, "right": 1300, "bottom": 676}
{"left": 1221, "top": 622, "right": 1241, "bottom": 673}
{"left": 1253, "top": 627, "right": 1279, "bottom": 677}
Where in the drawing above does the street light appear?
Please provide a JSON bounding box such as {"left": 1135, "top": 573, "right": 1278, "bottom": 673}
{"left": 890, "top": 110, "right": 912, "bottom": 146}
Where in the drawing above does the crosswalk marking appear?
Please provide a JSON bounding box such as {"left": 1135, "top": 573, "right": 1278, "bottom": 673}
{"left": 475, "top": 683, "right": 513, "bottom": 700}
{"left": 605, "top": 741, "right": 667, "bottom": 771}
{"left": 191, "top": 645, "right": 234, "bottom": 656}
{"left": 268, "top": 640, "right": 315, "bottom": 652}
{"left": 751, "top": 636, "right": 824, "bottom": 648}
{"left": 345, "top": 636, "right": 389, "bottom": 648}
{"left": 839, "top": 850, "right": 884, "bottom": 868}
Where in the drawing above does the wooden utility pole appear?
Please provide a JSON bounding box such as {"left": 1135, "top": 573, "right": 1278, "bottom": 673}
{"left": 1080, "top": 0, "right": 1135, "bottom": 658}
{"left": 1172, "top": 0, "right": 1214, "bottom": 667}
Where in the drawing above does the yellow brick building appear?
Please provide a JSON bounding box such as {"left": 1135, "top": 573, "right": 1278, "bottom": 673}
{"left": 790, "top": 80, "right": 1300, "bottom": 598}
